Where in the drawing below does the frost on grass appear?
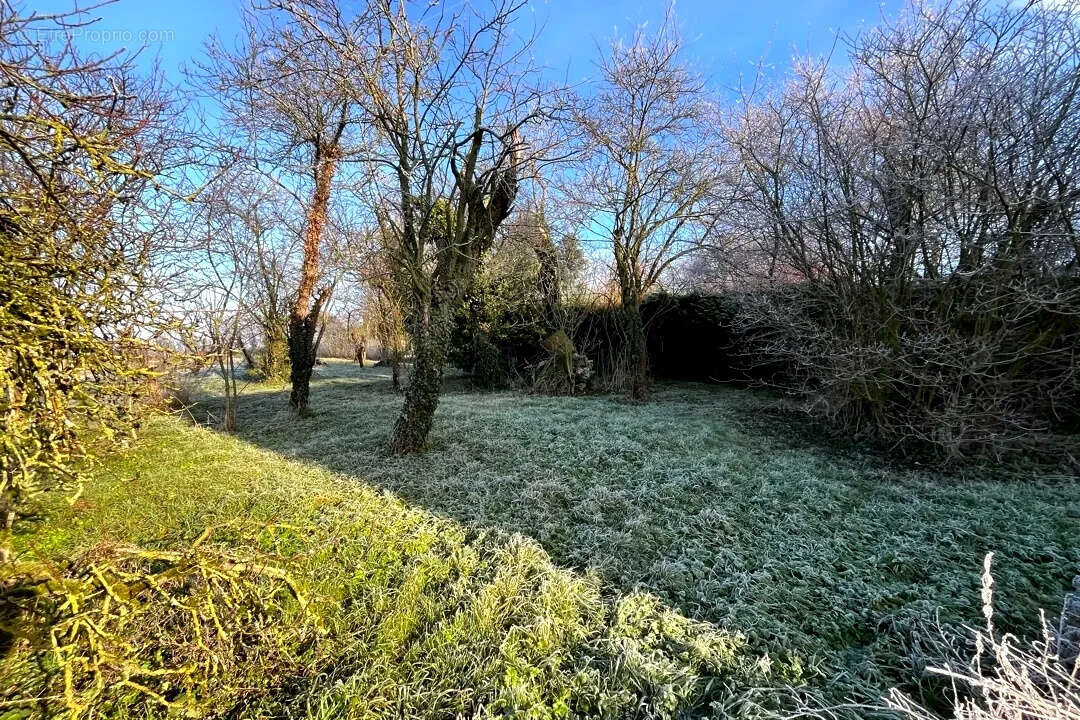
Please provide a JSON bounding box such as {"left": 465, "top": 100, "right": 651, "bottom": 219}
{"left": 3, "top": 460, "right": 794, "bottom": 719}
{"left": 213, "top": 365, "right": 1078, "bottom": 701}
{"left": 890, "top": 554, "right": 1080, "bottom": 720}
{"left": 6, "top": 361, "right": 1078, "bottom": 718}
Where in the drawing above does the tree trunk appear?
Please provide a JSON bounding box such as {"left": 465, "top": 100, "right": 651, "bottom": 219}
{"left": 223, "top": 351, "right": 238, "bottom": 432}
{"left": 355, "top": 342, "right": 367, "bottom": 365}
{"left": 624, "top": 302, "right": 648, "bottom": 401}
{"left": 389, "top": 298, "right": 453, "bottom": 453}
{"left": 288, "top": 145, "right": 339, "bottom": 414}
{"left": 261, "top": 327, "right": 289, "bottom": 381}
{"left": 239, "top": 339, "right": 256, "bottom": 370}
{"left": 288, "top": 311, "right": 321, "bottom": 414}
{"left": 391, "top": 358, "right": 402, "bottom": 391}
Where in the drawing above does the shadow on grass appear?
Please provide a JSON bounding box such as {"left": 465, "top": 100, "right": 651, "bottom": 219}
{"left": 194, "top": 361, "right": 1079, "bottom": 697}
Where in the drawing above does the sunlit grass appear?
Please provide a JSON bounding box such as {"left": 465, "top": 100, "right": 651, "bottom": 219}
{"left": 10, "top": 360, "right": 1078, "bottom": 718}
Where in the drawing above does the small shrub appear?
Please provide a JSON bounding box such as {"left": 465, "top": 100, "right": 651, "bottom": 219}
{"left": 151, "top": 371, "right": 202, "bottom": 414}
{"left": 470, "top": 333, "right": 504, "bottom": 389}
{"left": 533, "top": 330, "right": 593, "bottom": 395}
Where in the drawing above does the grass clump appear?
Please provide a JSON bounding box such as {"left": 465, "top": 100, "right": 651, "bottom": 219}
{"left": 889, "top": 554, "right": 1080, "bottom": 720}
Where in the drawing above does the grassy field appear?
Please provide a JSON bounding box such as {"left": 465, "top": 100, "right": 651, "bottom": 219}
{"left": 9, "top": 360, "right": 1078, "bottom": 718}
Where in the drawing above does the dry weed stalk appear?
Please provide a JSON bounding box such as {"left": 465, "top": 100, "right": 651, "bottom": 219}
{"left": 889, "top": 553, "right": 1080, "bottom": 720}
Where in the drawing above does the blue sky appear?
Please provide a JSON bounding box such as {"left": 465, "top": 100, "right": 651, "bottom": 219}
{"left": 527, "top": 0, "right": 904, "bottom": 89}
{"left": 24, "top": 0, "right": 908, "bottom": 280}
{"left": 31, "top": 0, "right": 905, "bottom": 90}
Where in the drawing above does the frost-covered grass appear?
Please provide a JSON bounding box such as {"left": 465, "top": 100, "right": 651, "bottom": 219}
{"left": 227, "top": 363, "right": 1077, "bottom": 699}
{"left": 11, "top": 360, "right": 1078, "bottom": 717}
{"left": 11, "top": 417, "right": 793, "bottom": 719}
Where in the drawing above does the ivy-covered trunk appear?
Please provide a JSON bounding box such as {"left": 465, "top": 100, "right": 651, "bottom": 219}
{"left": 287, "top": 311, "right": 320, "bottom": 413}
{"left": 389, "top": 294, "right": 455, "bottom": 453}
{"left": 385, "top": 124, "right": 520, "bottom": 452}
{"left": 288, "top": 145, "right": 338, "bottom": 414}
{"left": 624, "top": 301, "right": 649, "bottom": 401}
{"left": 261, "top": 325, "right": 289, "bottom": 381}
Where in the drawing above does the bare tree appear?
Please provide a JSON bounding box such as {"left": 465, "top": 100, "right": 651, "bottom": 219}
{"left": 244, "top": 181, "right": 299, "bottom": 382}
{"left": 198, "top": 1, "right": 367, "bottom": 413}
{"left": 203, "top": 303, "right": 245, "bottom": 432}
{"left": 573, "top": 10, "right": 719, "bottom": 400}
{"left": 721, "top": 0, "right": 1080, "bottom": 460}
{"left": 186, "top": 170, "right": 294, "bottom": 430}
{"left": 288, "top": 0, "right": 553, "bottom": 451}
{"left": 199, "top": 166, "right": 299, "bottom": 382}
{"left": 345, "top": 308, "right": 367, "bottom": 365}
{"left": 366, "top": 278, "right": 408, "bottom": 390}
